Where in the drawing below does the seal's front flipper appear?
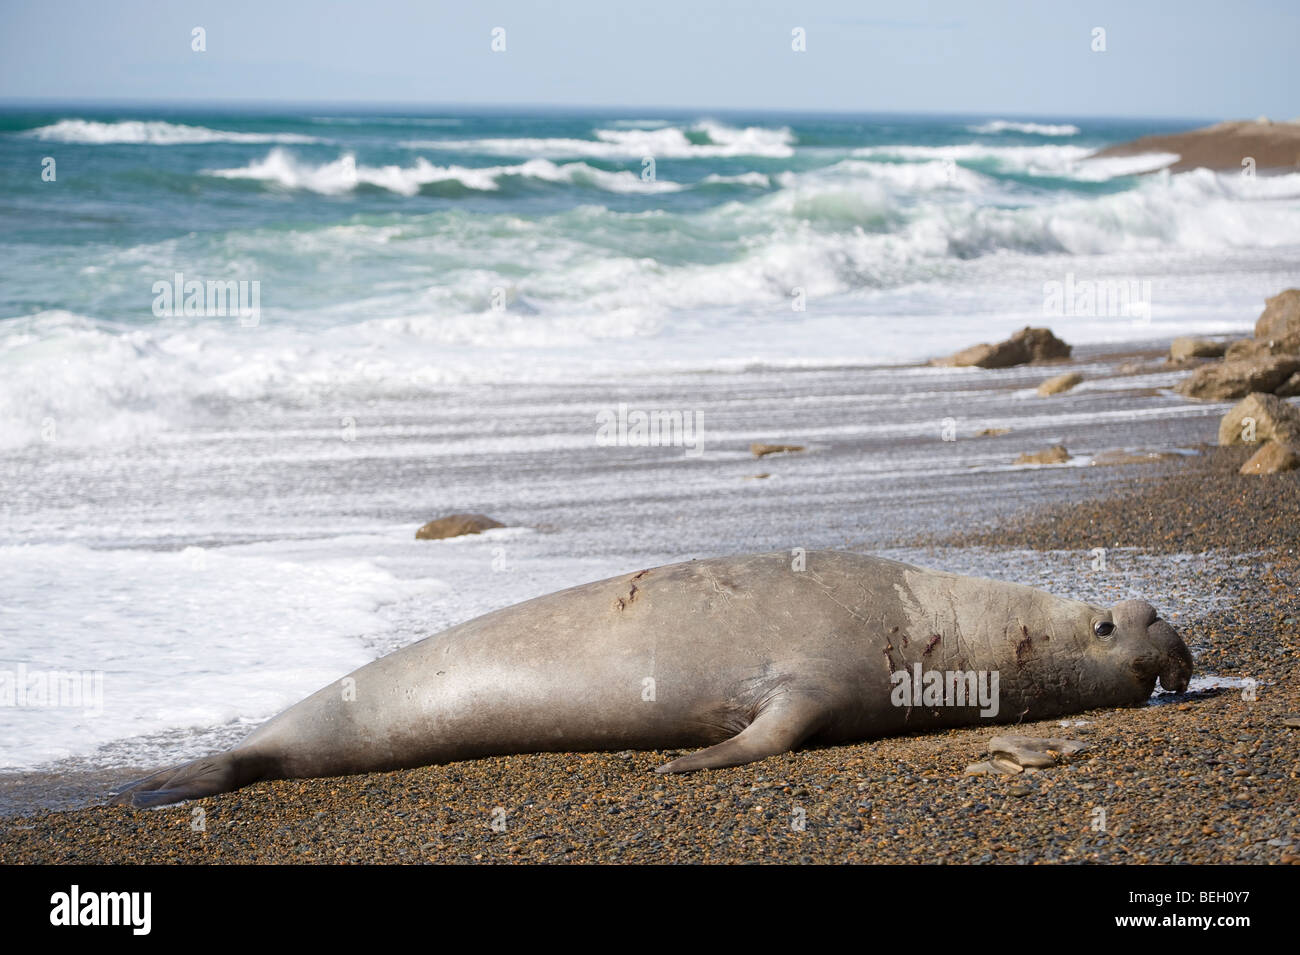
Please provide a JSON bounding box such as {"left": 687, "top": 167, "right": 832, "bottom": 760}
{"left": 108, "top": 751, "right": 266, "bottom": 809}
{"left": 654, "top": 695, "right": 826, "bottom": 773}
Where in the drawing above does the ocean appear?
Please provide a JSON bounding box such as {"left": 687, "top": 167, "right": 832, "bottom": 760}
{"left": 2, "top": 106, "right": 1298, "bottom": 801}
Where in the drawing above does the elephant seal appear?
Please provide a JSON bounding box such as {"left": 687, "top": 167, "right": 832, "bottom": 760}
{"left": 110, "top": 551, "right": 1192, "bottom": 808}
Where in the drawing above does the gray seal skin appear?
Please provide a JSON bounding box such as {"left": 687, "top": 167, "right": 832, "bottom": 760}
{"left": 110, "top": 551, "right": 1193, "bottom": 808}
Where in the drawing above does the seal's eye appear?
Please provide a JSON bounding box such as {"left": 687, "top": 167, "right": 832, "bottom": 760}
{"left": 1094, "top": 620, "right": 1115, "bottom": 638}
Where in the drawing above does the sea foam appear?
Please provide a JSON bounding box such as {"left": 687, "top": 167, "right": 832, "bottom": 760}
{"left": 0, "top": 542, "right": 436, "bottom": 769}
{"left": 24, "top": 119, "right": 321, "bottom": 145}
{"left": 404, "top": 121, "right": 797, "bottom": 158}
{"left": 968, "top": 120, "right": 1082, "bottom": 136}
{"left": 205, "top": 149, "right": 684, "bottom": 194}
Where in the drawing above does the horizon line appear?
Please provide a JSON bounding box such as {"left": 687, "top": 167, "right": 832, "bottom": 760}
{"left": 0, "top": 96, "right": 1225, "bottom": 125}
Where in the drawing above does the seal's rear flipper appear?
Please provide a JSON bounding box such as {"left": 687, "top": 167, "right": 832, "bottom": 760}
{"left": 109, "top": 751, "right": 265, "bottom": 808}
{"left": 654, "top": 694, "right": 826, "bottom": 773}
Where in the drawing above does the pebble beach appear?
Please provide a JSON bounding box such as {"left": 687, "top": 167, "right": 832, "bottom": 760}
{"left": 4, "top": 424, "right": 1296, "bottom": 864}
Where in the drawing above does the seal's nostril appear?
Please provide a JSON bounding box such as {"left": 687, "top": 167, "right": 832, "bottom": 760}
{"left": 1144, "top": 617, "right": 1194, "bottom": 693}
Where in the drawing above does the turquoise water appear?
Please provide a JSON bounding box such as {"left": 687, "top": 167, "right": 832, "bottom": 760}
{"left": 0, "top": 108, "right": 1225, "bottom": 326}
{"left": 1, "top": 108, "right": 1163, "bottom": 253}
{"left": 4, "top": 107, "right": 1299, "bottom": 448}
{"left": 3, "top": 107, "right": 1150, "bottom": 324}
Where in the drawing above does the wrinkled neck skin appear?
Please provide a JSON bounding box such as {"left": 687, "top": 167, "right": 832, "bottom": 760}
{"left": 892, "top": 568, "right": 1150, "bottom": 722}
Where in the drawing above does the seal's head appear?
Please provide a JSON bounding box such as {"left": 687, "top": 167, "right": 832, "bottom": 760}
{"left": 1088, "top": 599, "right": 1193, "bottom": 699}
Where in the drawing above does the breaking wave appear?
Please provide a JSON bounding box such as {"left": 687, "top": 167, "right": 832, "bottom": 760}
{"left": 405, "top": 120, "right": 797, "bottom": 158}
{"left": 23, "top": 119, "right": 322, "bottom": 145}
{"left": 968, "top": 120, "right": 1082, "bottom": 136}
{"left": 204, "top": 149, "right": 685, "bottom": 194}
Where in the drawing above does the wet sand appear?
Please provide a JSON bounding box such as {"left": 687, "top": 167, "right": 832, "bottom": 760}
{"left": 3, "top": 343, "right": 1298, "bottom": 864}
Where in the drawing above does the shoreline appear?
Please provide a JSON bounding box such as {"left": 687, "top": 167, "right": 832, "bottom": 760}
{"left": 1, "top": 337, "right": 1208, "bottom": 802}
{"left": 3, "top": 370, "right": 1297, "bottom": 861}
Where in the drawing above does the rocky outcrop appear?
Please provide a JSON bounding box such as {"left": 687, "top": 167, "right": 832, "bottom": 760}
{"left": 1175, "top": 355, "right": 1300, "bottom": 400}
{"left": 1239, "top": 441, "right": 1300, "bottom": 475}
{"left": 1169, "top": 337, "right": 1226, "bottom": 361}
{"left": 1015, "top": 445, "right": 1071, "bottom": 465}
{"left": 1255, "top": 288, "right": 1300, "bottom": 340}
{"left": 933, "top": 327, "right": 1071, "bottom": 369}
{"left": 415, "top": 513, "right": 505, "bottom": 540}
{"left": 1036, "top": 372, "right": 1083, "bottom": 396}
{"left": 1173, "top": 290, "right": 1300, "bottom": 400}
{"left": 1218, "top": 393, "right": 1300, "bottom": 445}
{"left": 1087, "top": 119, "right": 1300, "bottom": 173}
{"left": 1224, "top": 333, "right": 1300, "bottom": 361}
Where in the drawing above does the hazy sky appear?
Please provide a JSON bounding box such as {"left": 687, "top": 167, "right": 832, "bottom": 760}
{"left": 2, "top": 0, "right": 1297, "bottom": 119}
